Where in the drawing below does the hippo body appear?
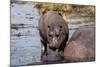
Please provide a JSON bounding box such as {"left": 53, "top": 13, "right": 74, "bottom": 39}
{"left": 39, "top": 11, "right": 69, "bottom": 56}
{"left": 64, "top": 27, "right": 95, "bottom": 62}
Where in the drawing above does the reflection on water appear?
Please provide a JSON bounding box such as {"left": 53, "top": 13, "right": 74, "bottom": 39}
{"left": 11, "top": 2, "right": 95, "bottom": 66}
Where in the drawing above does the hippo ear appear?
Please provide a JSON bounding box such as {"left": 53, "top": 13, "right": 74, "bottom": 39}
{"left": 58, "top": 12, "right": 62, "bottom": 16}
{"left": 39, "top": 9, "right": 47, "bottom": 15}
{"left": 48, "top": 25, "right": 50, "bottom": 28}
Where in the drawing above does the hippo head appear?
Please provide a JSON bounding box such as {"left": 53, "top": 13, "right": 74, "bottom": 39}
{"left": 47, "top": 25, "right": 65, "bottom": 50}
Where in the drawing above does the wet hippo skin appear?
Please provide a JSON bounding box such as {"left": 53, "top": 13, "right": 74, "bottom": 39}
{"left": 39, "top": 11, "right": 69, "bottom": 56}
{"left": 64, "top": 27, "right": 95, "bottom": 62}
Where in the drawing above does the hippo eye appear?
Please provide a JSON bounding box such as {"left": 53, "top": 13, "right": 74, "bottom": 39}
{"left": 48, "top": 25, "right": 50, "bottom": 28}
{"left": 60, "top": 26, "right": 62, "bottom": 28}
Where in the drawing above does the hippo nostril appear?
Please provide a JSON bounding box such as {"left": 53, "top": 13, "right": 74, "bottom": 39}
{"left": 49, "top": 34, "right": 52, "bottom": 37}
{"left": 55, "top": 34, "right": 59, "bottom": 37}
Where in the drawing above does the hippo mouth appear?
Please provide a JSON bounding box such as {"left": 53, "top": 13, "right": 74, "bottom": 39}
{"left": 49, "top": 47, "right": 57, "bottom": 51}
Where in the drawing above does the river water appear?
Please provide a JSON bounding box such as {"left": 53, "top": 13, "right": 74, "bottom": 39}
{"left": 11, "top": 2, "right": 41, "bottom": 66}
{"left": 10, "top": 2, "right": 95, "bottom": 66}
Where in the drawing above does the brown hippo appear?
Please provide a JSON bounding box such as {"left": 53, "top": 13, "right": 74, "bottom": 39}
{"left": 64, "top": 27, "right": 95, "bottom": 62}
{"left": 39, "top": 11, "right": 69, "bottom": 56}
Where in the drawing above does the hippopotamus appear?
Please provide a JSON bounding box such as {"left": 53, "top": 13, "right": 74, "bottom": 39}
{"left": 64, "top": 27, "right": 95, "bottom": 62}
{"left": 39, "top": 11, "right": 69, "bottom": 56}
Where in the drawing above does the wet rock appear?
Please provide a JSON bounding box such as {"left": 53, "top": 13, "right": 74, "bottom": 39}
{"left": 25, "top": 17, "right": 34, "bottom": 19}
{"left": 11, "top": 23, "right": 32, "bottom": 30}
{"left": 16, "top": 32, "right": 21, "bottom": 37}
{"left": 64, "top": 27, "right": 95, "bottom": 62}
{"left": 25, "top": 13, "right": 31, "bottom": 15}
{"left": 11, "top": 24, "right": 25, "bottom": 30}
